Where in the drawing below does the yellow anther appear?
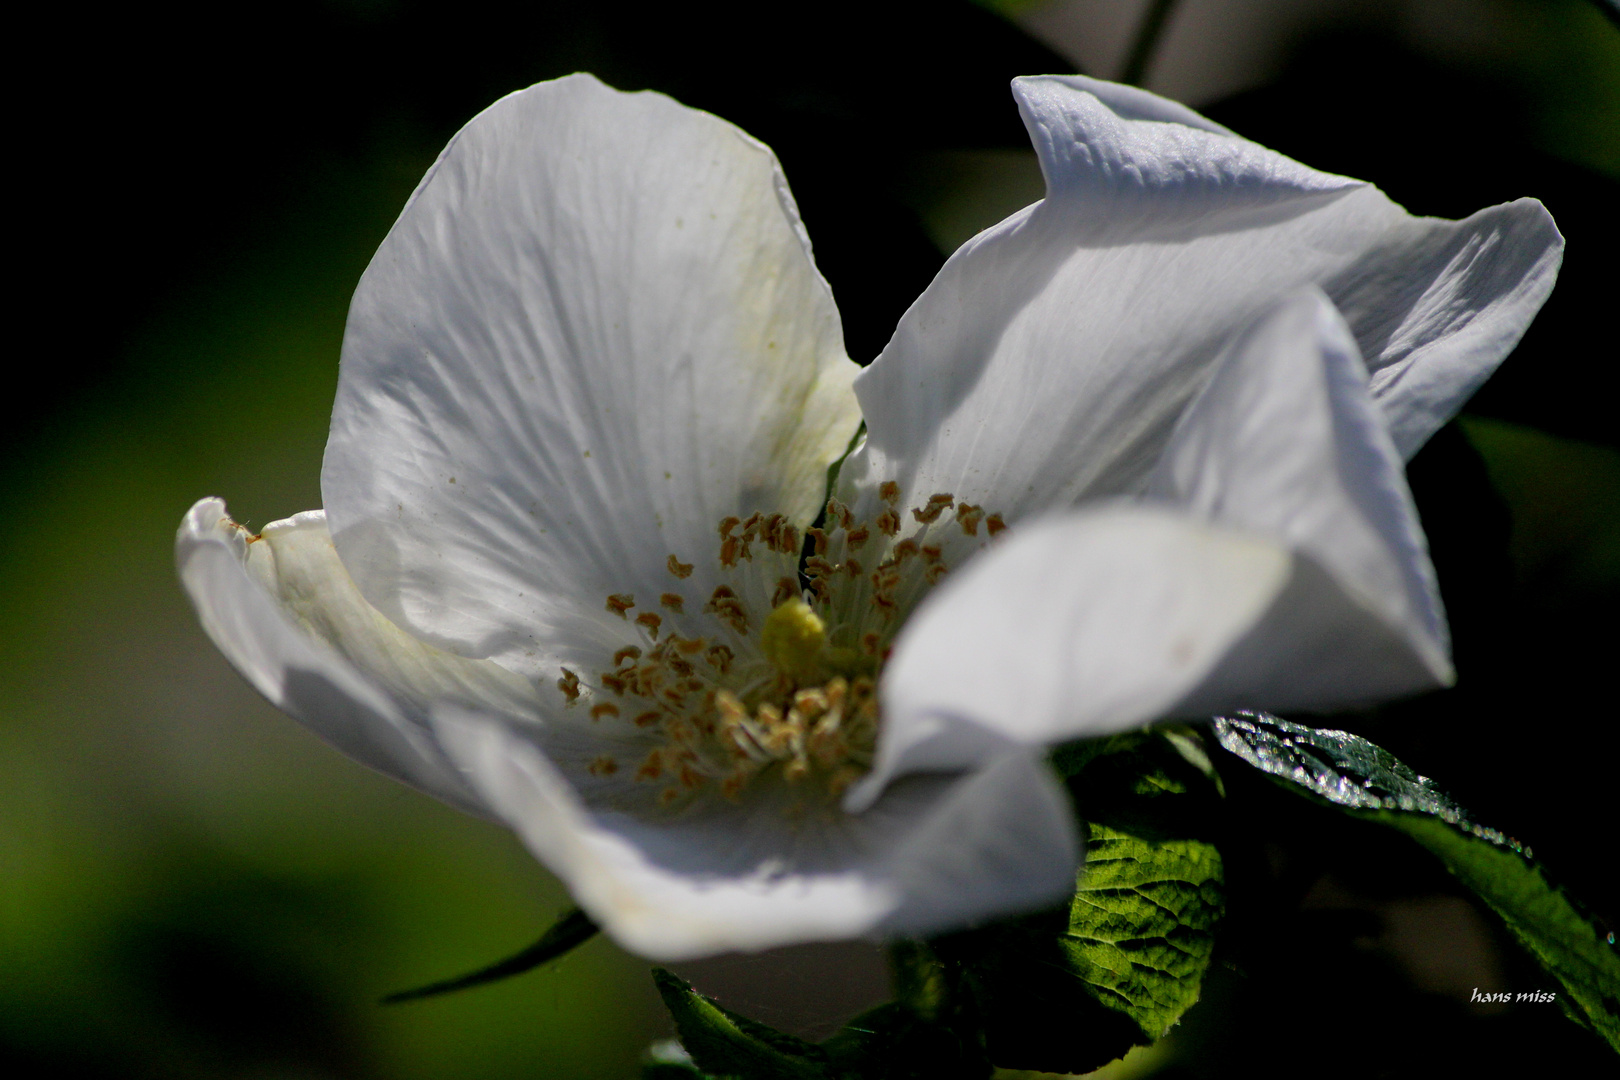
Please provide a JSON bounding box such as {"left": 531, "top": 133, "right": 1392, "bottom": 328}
{"left": 716, "top": 688, "right": 746, "bottom": 720}
{"left": 760, "top": 598, "right": 828, "bottom": 682}
{"left": 637, "top": 749, "right": 665, "bottom": 781}
{"left": 577, "top": 481, "right": 993, "bottom": 808}
{"left": 772, "top": 576, "right": 800, "bottom": 607}
{"left": 912, "top": 494, "right": 954, "bottom": 524}
{"left": 557, "top": 668, "right": 581, "bottom": 702}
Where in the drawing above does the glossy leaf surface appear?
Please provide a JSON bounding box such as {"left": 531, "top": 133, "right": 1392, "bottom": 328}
{"left": 1213, "top": 710, "right": 1620, "bottom": 1050}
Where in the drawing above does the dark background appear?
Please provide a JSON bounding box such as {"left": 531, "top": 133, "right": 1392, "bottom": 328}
{"left": 4, "top": 1, "right": 1615, "bottom": 1076}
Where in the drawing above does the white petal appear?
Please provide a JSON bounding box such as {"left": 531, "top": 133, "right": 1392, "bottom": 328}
{"left": 1336, "top": 200, "right": 1562, "bottom": 459}
{"left": 175, "top": 497, "right": 537, "bottom": 815}
{"left": 436, "top": 708, "right": 1078, "bottom": 960}
{"left": 860, "top": 290, "right": 1456, "bottom": 800}
{"left": 1147, "top": 287, "right": 1451, "bottom": 689}
{"left": 245, "top": 508, "right": 543, "bottom": 723}
{"left": 323, "top": 74, "right": 861, "bottom": 678}
{"left": 841, "top": 75, "right": 1560, "bottom": 519}
{"left": 856, "top": 506, "right": 1293, "bottom": 802}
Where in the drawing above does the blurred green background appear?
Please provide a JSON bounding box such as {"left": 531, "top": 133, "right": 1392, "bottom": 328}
{"left": 3, "top": 1, "right": 1616, "bottom": 1077}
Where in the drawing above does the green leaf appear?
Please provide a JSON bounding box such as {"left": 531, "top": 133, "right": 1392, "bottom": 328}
{"left": 652, "top": 954, "right": 992, "bottom": 1080}
{"left": 379, "top": 906, "right": 597, "bottom": 1004}
{"left": 1212, "top": 711, "right": 1620, "bottom": 1051}
{"left": 943, "top": 731, "right": 1225, "bottom": 1075}
{"left": 1063, "top": 821, "right": 1224, "bottom": 1040}
{"left": 642, "top": 1037, "right": 715, "bottom": 1079}
{"left": 652, "top": 968, "right": 830, "bottom": 1080}
{"left": 820, "top": 1001, "right": 988, "bottom": 1080}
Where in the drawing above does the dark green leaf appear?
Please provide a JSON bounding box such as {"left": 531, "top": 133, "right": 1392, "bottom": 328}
{"left": 652, "top": 968, "right": 830, "bottom": 1080}
{"left": 944, "top": 731, "right": 1224, "bottom": 1074}
{"left": 379, "top": 906, "right": 597, "bottom": 1004}
{"left": 820, "top": 1001, "right": 988, "bottom": 1080}
{"left": 642, "top": 1037, "right": 715, "bottom": 1079}
{"left": 652, "top": 954, "right": 992, "bottom": 1080}
{"left": 1213, "top": 710, "right": 1620, "bottom": 1051}
{"left": 813, "top": 941, "right": 991, "bottom": 1080}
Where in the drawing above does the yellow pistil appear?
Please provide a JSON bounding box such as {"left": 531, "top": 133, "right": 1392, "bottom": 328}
{"left": 760, "top": 598, "right": 827, "bottom": 683}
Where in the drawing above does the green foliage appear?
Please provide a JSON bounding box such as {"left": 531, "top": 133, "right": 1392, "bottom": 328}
{"left": 940, "top": 731, "right": 1225, "bottom": 1075}
{"left": 1063, "top": 822, "right": 1224, "bottom": 1040}
{"left": 1213, "top": 711, "right": 1620, "bottom": 1051}
{"left": 653, "top": 968, "right": 831, "bottom": 1080}
{"left": 650, "top": 965, "right": 991, "bottom": 1080}
{"left": 381, "top": 907, "right": 598, "bottom": 1003}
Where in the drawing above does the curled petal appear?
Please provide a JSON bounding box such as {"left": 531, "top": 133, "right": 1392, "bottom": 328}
{"left": 1147, "top": 287, "right": 1450, "bottom": 692}
{"left": 857, "top": 505, "right": 1294, "bottom": 802}
{"left": 864, "top": 289, "right": 1453, "bottom": 798}
{"left": 841, "top": 74, "right": 1560, "bottom": 518}
{"left": 175, "top": 498, "right": 541, "bottom": 815}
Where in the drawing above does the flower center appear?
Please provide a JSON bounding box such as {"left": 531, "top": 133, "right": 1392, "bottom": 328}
{"left": 557, "top": 484, "right": 1006, "bottom": 808}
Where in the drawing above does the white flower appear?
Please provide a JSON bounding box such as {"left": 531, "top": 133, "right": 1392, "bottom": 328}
{"left": 176, "top": 74, "right": 1561, "bottom": 961}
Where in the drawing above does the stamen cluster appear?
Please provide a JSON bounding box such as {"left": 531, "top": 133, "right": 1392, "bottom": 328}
{"left": 558, "top": 484, "right": 1005, "bottom": 809}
